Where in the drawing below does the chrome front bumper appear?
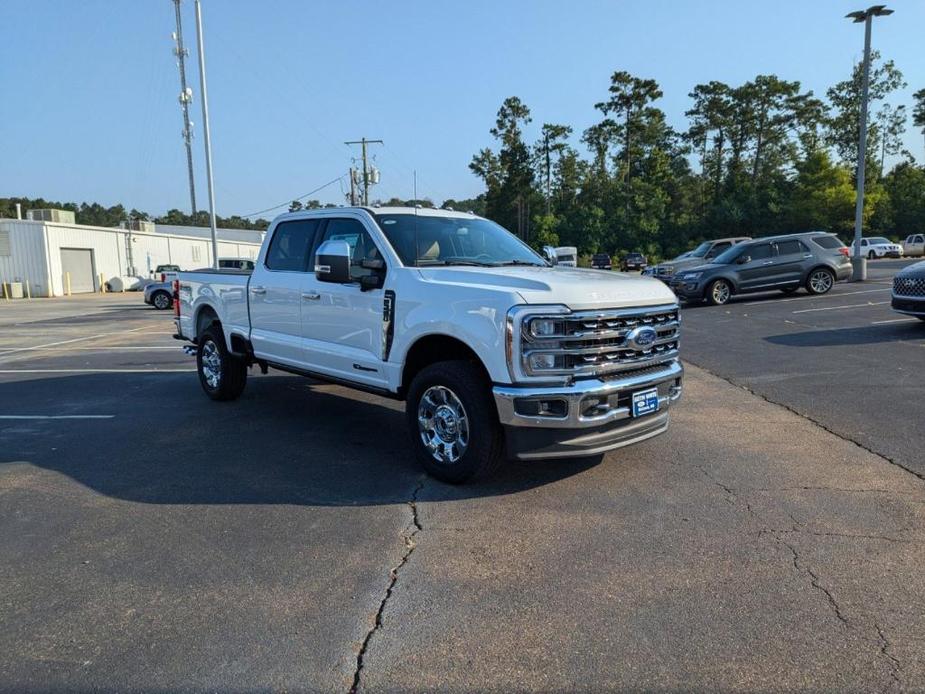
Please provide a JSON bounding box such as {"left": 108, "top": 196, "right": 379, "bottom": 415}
{"left": 494, "top": 359, "right": 683, "bottom": 429}
{"left": 492, "top": 360, "right": 683, "bottom": 460}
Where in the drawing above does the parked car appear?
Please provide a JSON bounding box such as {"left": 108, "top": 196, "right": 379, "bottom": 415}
{"left": 670, "top": 232, "right": 850, "bottom": 305}
{"left": 645, "top": 237, "right": 751, "bottom": 282}
{"left": 554, "top": 246, "right": 578, "bottom": 267}
{"left": 902, "top": 234, "right": 925, "bottom": 258}
{"left": 153, "top": 264, "right": 182, "bottom": 284}
{"left": 852, "top": 237, "right": 903, "bottom": 259}
{"left": 891, "top": 261, "right": 925, "bottom": 320}
{"left": 591, "top": 253, "right": 613, "bottom": 270}
{"left": 621, "top": 252, "right": 648, "bottom": 272}
{"left": 144, "top": 281, "right": 174, "bottom": 310}
{"left": 218, "top": 258, "right": 256, "bottom": 271}
{"left": 174, "top": 207, "right": 683, "bottom": 483}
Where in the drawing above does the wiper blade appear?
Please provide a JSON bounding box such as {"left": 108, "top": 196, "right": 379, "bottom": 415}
{"left": 418, "top": 258, "right": 494, "bottom": 267}
{"left": 495, "top": 259, "right": 547, "bottom": 267}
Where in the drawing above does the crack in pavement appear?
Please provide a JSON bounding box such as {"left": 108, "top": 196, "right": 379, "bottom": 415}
{"left": 877, "top": 623, "right": 903, "bottom": 687}
{"left": 692, "top": 454, "right": 907, "bottom": 687}
{"left": 349, "top": 479, "right": 425, "bottom": 694}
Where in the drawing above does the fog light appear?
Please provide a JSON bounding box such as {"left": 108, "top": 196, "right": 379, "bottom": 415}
{"left": 529, "top": 353, "right": 559, "bottom": 371}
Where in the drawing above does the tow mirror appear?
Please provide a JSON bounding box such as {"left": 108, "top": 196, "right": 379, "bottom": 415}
{"left": 542, "top": 245, "right": 558, "bottom": 266}
{"left": 315, "top": 240, "right": 352, "bottom": 283}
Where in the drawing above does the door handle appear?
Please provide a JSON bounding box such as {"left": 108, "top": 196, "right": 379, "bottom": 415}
{"left": 762, "top": 261, "right": 774, "bottom": 265}
{"left": 250, "top": 286, "right": 267, "bottom": 295}
{"left": 302, "top": 291, "right": 321, "bottom": 301}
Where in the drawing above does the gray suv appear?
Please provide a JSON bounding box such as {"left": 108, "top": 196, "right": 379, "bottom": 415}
{"left": 670, "top": 232, "right": 851, "bottom": 305}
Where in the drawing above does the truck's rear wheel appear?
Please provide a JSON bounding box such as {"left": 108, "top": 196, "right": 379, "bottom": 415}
{"left": 197, "top": 325, "right": 247, "bottom": 401}
{"left": 406, "top": 360, "right": 504, "bottom": 484}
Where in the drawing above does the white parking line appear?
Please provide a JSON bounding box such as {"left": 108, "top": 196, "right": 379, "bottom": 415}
{"left": 0, "top": 415, "right": 114, "bottom": 420}
{"left": 738, "top": 288, "right": 890, "bottom": 306}
{"left": 792, "top": 301, "right": 890, "bottom": 314}
{"left": 0, "top": 325, "right": 154, "bottom": 356}
{"left": 871, "top": 317, "right": 920, "bottom": 325}
{"left": 28, "top": 346, "right": 178, "bottom": 351}
{"left": 0, "top": 368, "right": 194, "bottom": 374}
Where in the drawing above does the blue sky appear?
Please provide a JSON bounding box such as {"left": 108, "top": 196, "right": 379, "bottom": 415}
{"left": 2, "top": 0, "right": 923, "bottom": 219}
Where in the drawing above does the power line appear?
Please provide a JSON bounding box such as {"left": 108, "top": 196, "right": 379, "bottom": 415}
{"left": 345, "top": 138, "right": 383, "bottom": 205}
{"left": 237, "top": 175, "right": 346, "bottom": 219}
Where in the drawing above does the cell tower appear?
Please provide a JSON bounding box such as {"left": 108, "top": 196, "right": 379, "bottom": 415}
{"left": 172, "top": 0, "right": 197, "bottom": 215}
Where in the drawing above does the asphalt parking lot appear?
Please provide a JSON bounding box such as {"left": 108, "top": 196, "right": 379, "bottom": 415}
{"left": 1, "top": 281, "right": 924, "bottom": 691}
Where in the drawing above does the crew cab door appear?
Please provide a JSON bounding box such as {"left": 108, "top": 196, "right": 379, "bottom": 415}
{"left": 300, "top": 217, "right": 389, "bottom": 388}
{"left": 248, "top": 218, "right": 321, "bottom": 367}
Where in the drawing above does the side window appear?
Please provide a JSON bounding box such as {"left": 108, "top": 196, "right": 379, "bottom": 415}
{"left": 319, "top": 218, "right": 384, "bottom": 281}
{"left": 265, "top": 219, "right": 320, "bottom": 271}
{"left": 747, "top": 243, "right": 773, "bottom": 261}
{"left": 916, "top": 235, "right": 924, "bottom": 244}
{"left": 776, "top": 240, "right": 806, "bottom": 256}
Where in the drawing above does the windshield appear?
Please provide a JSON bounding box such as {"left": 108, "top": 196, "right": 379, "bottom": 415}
{"left": 868, "top": 237, "right": 890, "bottom": 245}
{"left": 689, "top": 242, "right": 712, "bottom": 258}
{"left": 374, "top": 213, "right": 547, "bottom": 267}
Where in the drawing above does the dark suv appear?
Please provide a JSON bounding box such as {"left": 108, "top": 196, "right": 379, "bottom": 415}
{"left": 670, "top": 232, "right": 851, "bottom": 305}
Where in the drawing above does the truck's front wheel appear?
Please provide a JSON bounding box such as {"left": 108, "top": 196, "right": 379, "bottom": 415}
{"left": 406, "top": 361, "right": 504, "bottom": 484}
{"left": 196, "top": 325, "right": 247, "bottom": 401}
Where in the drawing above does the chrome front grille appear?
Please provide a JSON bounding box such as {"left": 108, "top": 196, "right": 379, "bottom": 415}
{"left": 894, "top": 275, "right": 925, "bottom": 297}
{"left": 521, "top": 304, "right": 680, "bottom": 379}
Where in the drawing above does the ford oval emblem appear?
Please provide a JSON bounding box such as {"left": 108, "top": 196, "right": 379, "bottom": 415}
{"left": 626, "top": 326, "right": 658, "bottom": 350}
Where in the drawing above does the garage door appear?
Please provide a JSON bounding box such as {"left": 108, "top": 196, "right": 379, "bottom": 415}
{"left": 60, "top": 248, "right": 96, "bottom": 293}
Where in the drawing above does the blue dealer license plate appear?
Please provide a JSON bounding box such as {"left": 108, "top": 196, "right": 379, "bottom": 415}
{"left": 631, "top": 388, "right": 660, "bottom": 417}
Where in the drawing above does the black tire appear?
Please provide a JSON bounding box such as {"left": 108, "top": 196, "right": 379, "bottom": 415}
{"left": 406, "top": 360, "right": 505, "bottom": 484}
{"left": 806, "top": 267, "right": 835, "bottom": 295}
{"left": 706, "top": 278, "right": 732, "bottom": 306}
{"left": 152, "top": 291, "right": 173, "bottom": 310}
{"left": 196, "top": 324, "right": 247, "bottom": 401}
{"left": 868, "top": 250, "right": 876, "bottom": 260}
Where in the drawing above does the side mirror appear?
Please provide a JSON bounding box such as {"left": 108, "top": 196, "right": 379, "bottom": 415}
{"left": 315, "top": 240, "right": 352, "bottom": 283}
{"left": 542, "top": 245, "right": 558, "bottom": 266}
{"left": 736, "top": 255, "right": 751, "bottom": 265}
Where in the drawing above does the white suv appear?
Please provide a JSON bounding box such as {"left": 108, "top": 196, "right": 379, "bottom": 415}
{"left": 853, "top": 237, "right": 903, "bottom": 259}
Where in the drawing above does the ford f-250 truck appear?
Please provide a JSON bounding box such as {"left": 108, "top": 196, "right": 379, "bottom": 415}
{"left": 174, "top": 207, "right": 682, "bottom": 483}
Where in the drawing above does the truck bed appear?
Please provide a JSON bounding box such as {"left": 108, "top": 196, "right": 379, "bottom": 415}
{"left": 176, "top": 269, "right": 252, "bottom": 343}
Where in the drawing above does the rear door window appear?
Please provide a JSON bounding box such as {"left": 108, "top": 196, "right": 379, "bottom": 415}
{"left": 776, "top": 240, "right": 807, "bottom": 256}
{"left": 265, "top": 219, "right": 321, "bottom": 272}
{"left": 747, "top": 243, "right": 773, "bottom": 261}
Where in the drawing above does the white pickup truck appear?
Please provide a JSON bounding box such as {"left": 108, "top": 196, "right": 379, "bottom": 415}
{"left": 174, "top": 207, "right": 682, "bottom": 483}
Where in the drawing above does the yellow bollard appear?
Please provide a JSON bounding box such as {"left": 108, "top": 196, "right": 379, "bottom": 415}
{"left": 1, "top": 282, "right": 8, "bottom": 302}
{"left": 65, "top": 272, "right": 71, "bottom": 297}
{"left": 99, "top": 273, "right": 106, "bottom": 293}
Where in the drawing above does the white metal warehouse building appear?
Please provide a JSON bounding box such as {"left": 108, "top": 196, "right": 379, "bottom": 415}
{"left": 0, "top": 215, "right": 264, "bottom": 297}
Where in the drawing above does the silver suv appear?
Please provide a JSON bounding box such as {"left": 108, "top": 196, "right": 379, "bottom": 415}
{"left": 670, "top": 232, "right": 851, "bottom": 305}
{"left": 645, "top": 237, "right": 751, "bottom": 282}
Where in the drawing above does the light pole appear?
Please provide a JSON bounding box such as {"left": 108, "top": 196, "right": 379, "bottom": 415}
{"left": 846, "top": 4, "right": 893, "bottom": 282}
{"left": 194, "top": 0, "right": 219, "bottom": 269}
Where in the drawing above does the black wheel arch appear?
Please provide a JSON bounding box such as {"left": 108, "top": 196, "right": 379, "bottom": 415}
{"left": 399, "top": 334, "right": 491, "bottom": 399}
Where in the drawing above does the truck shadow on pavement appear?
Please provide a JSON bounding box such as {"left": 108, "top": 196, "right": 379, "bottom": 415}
{"left": 765, "top": 322, "right": 925, "bottom": 347}
{"left": 0, "top": 373, "right": 602, "bottom": 507}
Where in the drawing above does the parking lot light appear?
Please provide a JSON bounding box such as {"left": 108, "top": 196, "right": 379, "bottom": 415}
{"left": 847, "top": 4, "right": 893, "bottom": 282}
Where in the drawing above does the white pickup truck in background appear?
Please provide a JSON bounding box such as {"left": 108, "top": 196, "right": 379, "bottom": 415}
{"left": 174, "top": 207, "right": 682, "bottom": 483}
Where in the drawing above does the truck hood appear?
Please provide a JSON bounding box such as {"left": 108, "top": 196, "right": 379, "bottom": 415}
{"left": 417, "top": 266, "right": 677, "bottom": 310}
{"left": 655, "top": 256, "right": 708, "bottom": 273}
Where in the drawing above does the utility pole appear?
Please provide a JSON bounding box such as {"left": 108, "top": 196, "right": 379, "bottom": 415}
{"left": 172, "top": 0, "right": 197, "bottom": 215}
{"left": 349, "top": 167, "right": 357, "bottom": 205}
{"left": 345, "top": 138, "right": 383, "bottom": 205}
{"left": 846, "top": 4, "right": 893, "bottom": 282}
{"left": 194, "top": 0, "right": 219, "bottom": 269}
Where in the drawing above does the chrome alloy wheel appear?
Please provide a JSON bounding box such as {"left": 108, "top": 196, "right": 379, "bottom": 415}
{"left": 711, "top": 280, "right": 731, "bottom": 304}
{"left": 200, "top": 339, "right": 222, "bottom": 389}
{"left": 153, "top": 293, "right": 171, "bottom": 309}
{"left": 417, "top": 385, "right": 470, "bottom": 464}
{"left": 809, "top": 270, "right": 833, "bottom": 294}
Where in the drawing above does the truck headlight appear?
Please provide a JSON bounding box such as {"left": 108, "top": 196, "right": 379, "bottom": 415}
{"left": 529, "top": 318, "right": 563, "bottom": 338}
